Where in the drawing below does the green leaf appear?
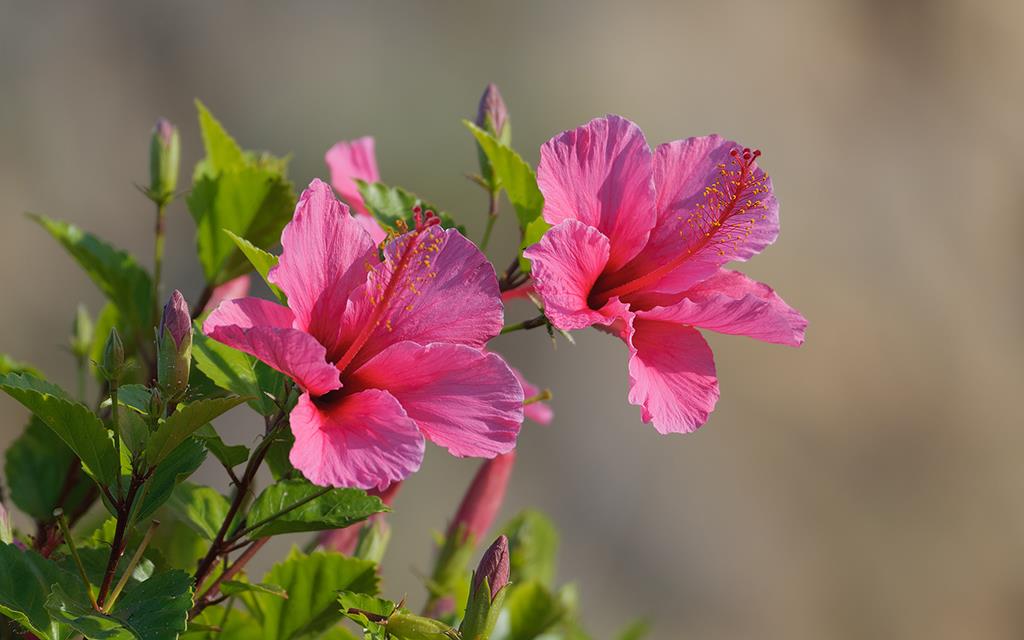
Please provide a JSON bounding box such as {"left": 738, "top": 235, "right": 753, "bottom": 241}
{"left": 245, "top": 548, "right": 378, "bottom": 640}
{"left": 5, "top": 416, "right": 89, "bottom": 521}
{"left": 0, "top": 543, "right": 79, "bottom": 640}
{"left": 113, "top": 384, "right": 151, "bottom": 414}
{"left": 194, "top": 424, "right": 250, "bottom": 470}
{"left": 192, "top": 330, "right": 275, "bottom": 416}
{"left": 0, "top": 373, "right": 119, "bottom": 489}
{"left": 220, "top": 581, "right": 287, "bottom": 599}
{"left": 146, "top": 396, "right": 249, "bottom": 466}
{"left": 185, "top": 604, "right": 262, "bottom": 640}
{"left": 246, "top": 479, "right": 387, "bottom": 538}
{"left": 224, "top": 230, "right": 285, "bottom": 302}
{"left": 30, "top": 214, "right": 153, "bottom": 332}
{"left": 134, "top": 437, "right": 207, "bottom": 523}
{"left": 355, "top": 180, "right": 459, "bottom": 231}
{"left": 166, "top": 482, "right": 231, "bottom": 540}
{"left": 501, "top": 581, "right": 566, "bottom": 640}
{"left": 263, "top": 428, "right": 298, "bottom": 481}
{"left": 501, "top": 510, "right": 559, "bottom": 587}
{"left": 0, "top": 354, "right": 42, "bottom": 377}
{"left": 616, "top": 619, "right": 651, "bottom": 640}
{"left": 464, "top": 121, "right": 544, "bottom": 228}
{"left": 46, "top": 569, "right": 193, "bottom": 640}
{"left": 188, "top": 103, "right": 296, "bottom": 285}
{"left": 518, "top": 216, "right": 552, "bottom": 273}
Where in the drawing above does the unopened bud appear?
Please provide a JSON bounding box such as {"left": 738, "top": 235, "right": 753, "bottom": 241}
{"left": 448, "top": 452, "right": 516, "bottom": 544}
{"left": 149, "top": 118, "right": 180, "bottom": 205}
{"left": 156, "top": 290, "right": 191, "bottom": 401}
{"left": 475, "top": 83, "right": 510, "bottom": 143}
{"left": 70, "top": 304, "right": 93, "bottom": 360}
{"left": 100, "top": 327, "right": 125, "bottom": 383}
{"left": 472, "top": 535, "right": 510, "bottom": 602}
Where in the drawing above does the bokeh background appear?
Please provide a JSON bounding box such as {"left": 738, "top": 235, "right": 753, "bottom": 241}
{"left": 2, "top": 1, "right": 1023, "bottom": 638}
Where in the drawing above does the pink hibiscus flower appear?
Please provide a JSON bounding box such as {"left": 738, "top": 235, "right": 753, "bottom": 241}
{"left": 204, "top": 180, "right": 524, "bottom": 489}
{"left": 325, "top": 136, "right": 388, "bottom": 244}
{"left": 524, "top": 115, "right": 806, "bottom": 434}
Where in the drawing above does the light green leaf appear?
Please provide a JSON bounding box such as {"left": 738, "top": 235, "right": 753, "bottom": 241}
{"left": 244, "top": 547, "right": 378, "bottom": 640}
{"left": 146, "top": 396, "right": 249, "bottom": 466}
{"left": 192, "top": 329, "right": 275, "bottom": 416}
{"left": 0, "top": 354, "right": 42, "bottom": 377}
{"left": 195, "top": 100, "right": 246, "bottom": 176}
{"left": 355, "top": 180, "right": 459, "bottom": 232}
{"left": 518, "top": 216, "right": 552, "bottom": 273}
{"left": 0, "top": 373, "right": 119, "bottom": 489}
{"left": 501, "top": 510, "right": 559, "bottom": 587}
{"left": 113, "top": 384, "right": 152, "bottom": 414}
{"left": 5, "top": 416, "right": 90, "bottom": 521}
{"left": 246, "top": 479, "right": 387, "bottom": 538}
{"left": 185, "top": 604, "right": 262, "bottom": 639}
{"left": 30, "top": 214, "right": 153, "bottom": 332}
{"left": 224, "top": 230, "right": 286, "bottom": 302}
{"left": 194, "top": 424, "right": 250, "bottom": 471}
{"left": 134, "top": 437, "right": 207, "bottom": 523}
{"left": 166, "top": 482, "right": 231, "bottom": 540}
{"left": 0, "top": 543, "right": 79, "bottom": 640}
{"left": 220, "top": 580, "right": 288, "bottom": 599}
{"left": 616, "top": 619, "right": 651, "bottom": 640}
{"left": 500, "top": 581, "right": 565, "bottom": 640}
{"left": 464, "top": 121, "right": 544, "bottom": 228}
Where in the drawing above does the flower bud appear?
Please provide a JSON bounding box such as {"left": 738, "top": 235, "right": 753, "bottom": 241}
{"left": 156, "top": 290, "right": 192, "bottom": 401}
{"left": 472, "top": 535, "right": 510, "bottom": 602}
{"left": 99, "top": 327, "right": 125, "bottom": 383}
{"left": 0, "top": 501, "right": 12, "bottom": 545}
{"left": 149, "top": 118, "right": 180, "bottom": 205}
{"left": 448, "top": 452, "right": 516, "bottom": 544}
{"left": 69, "top": 304, "right": 93, "bottom": 360}
{"left": 475, "top": 83, "right": 510, "bottom": 143}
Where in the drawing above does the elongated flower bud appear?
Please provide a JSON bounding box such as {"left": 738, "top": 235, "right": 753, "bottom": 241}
{"left": 472, "top": 535, "right": 510, "bottom": 602}
{"left": 157, "top": 290, "right": 191, "bottom": 401}
{"left": 99, "top": 327, "right": 125, "bottom": 383}
{"left": 149, "top": 118, "right": 180, "bottom": 205}
{"left": 476, "top": 83, "right": 509, "bottom": 143}
{"left": 448, "top": 452, "right": 515, "bottom": 544}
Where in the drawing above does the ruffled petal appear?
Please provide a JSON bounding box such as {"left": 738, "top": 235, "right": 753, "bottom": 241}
{"left": 350, "top": 342, "right": 523, "bottom": 458}
{"left": 268, "top": 179, "right": 378, "bottom": 360}
{"left": 338, "top": 227, "right": 503, "bottom": 371}
{"left": 325, "top": 136, "right": 380, "bottom": 214}
{"left": 203, "top": 275, "right": 251, "bottom": 313}
{"left": 203, "top": 297, "right": 342, "bottom": 396}
{"left": 655, "top": 269, "right": 806, "bottom": 346}
{"left": 523, "top": 220, "right": 627, "bottom": 330}
{"left": 538, "top": 115, "right": 656, "bottom": 271}
{"left": 289, "top": 389, "right": 424, "bottom": 490}
{"left": 625, "top": 311, "right": 719, "bottom": 434}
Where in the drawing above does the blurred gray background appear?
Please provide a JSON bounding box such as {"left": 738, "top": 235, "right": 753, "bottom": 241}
{"left": 2, "top": 1, "right": 1023, "bottom": 638}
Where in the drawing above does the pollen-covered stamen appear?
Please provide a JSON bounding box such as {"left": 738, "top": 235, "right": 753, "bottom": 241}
{"left": 593, "top": 146, "right": 769, "bottom": 304}
{"left": 333, "top": 218, "right": 443, "bottom": 376}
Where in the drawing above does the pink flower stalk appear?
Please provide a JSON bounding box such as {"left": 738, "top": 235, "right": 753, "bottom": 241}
{"left": 319, "top": 481, "right": 402, "bottom": 554}
{"left": 203, "top": 275, "right": 251, "bottom": 313}
{"left": 325, "top": 136, "right": 387, "bottom": 244}
{"left": 525, "top": 116, "right": 806, "bottom": 434}
{"left": 447, "top": 451, "right": 516, "bottom": 544}
{"left": 204, "top": 180, "right": 523, "bottom": 489}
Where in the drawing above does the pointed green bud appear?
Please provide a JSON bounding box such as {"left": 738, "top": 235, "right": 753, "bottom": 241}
{"left": 70, "top": 304, "right": 93, "bottom": 360}
{"left": 99, "top": 327, "right": 125, "bottom": 383}
{"left": 148, "top": 118, "right": 179, "bottom": 205}
{"left": 156, "top": 290, "right": 191, "bottom": 401}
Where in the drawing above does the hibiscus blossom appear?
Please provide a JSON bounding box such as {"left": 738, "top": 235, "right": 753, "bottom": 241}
{"left": 525, "top": 115, "right": 806, "bottom": 434}
{"left": 325, "top": 136, "right": 388, "bottom": 244}
{"left": 204, "top": 180, "right": 524, "bottom": 489}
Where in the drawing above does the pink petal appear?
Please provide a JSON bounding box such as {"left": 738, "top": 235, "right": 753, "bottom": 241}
{"left": 522, "top": 220, "right": 627, "bottom": 330}
{"left": 350, "top": 342, "right": 523, "bottom": 458}
{"left": 203, "top": 297, "right": 342, "bottom": 396}
{"left": 268, "top": 179, "right": 378, "bottom": 361}
{"left": 612, "top": 136, "right": 780, "bottom": 301}
{"left": 655, "top": 269, "right": 806, "bottom": 346}
{"left": 338, "top": 227, "right": 504, "bottom": 371}
{"left": 325, "top": 136, "right": 380, "bottom": 215}
{"left": 203, "top": 275, "right": 251, "bottom": 313}
{"left": 289, "top": 389, "right": 424, "bottom": 490}
{"left": 625, "top": 311, "right": 720, "bottom": 434}
{"left": 538, "top": 115, "right": 655, "bottom": 271}
{"left": 510, "top": 366, "right": 553, "bottom": 425}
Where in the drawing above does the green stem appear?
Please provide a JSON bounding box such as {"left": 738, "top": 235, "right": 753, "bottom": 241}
{"left": 524, "top": 389, "right": 553, "bottom": 406}
{"left": 110, "top": 384, "right": 122, "bottom": 501}
{"left": 54, "top": 508, "right": 99, "bottom": 611}
{"left": 152, "top": 203, "right": 166, "bottom": 323}
{"left": 76, "top": 356, "right": 87, "bottom": 403}
{"left": 104, "top": 519, "right": 160, "bottom": 611}
{"left": 500, "top": 315, "right": 547, "bottom": 335}
{"left": 479, "top": 191, "right": 500, "bottom": 252}
{"left": 226, "top": 487, "right": 331, "bottom": 544}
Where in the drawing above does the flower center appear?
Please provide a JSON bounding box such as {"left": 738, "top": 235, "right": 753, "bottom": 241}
{"left": 333, "top": 207, "right": 442, "bottom": 377}
{"left": 590, "top": 147, "right": 768, "bottom": 306}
